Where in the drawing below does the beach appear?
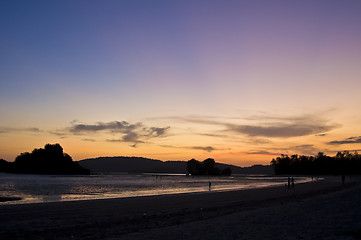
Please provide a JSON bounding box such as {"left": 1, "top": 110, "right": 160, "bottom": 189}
{"left": 1, "top": 176, "right": 360, "bottom": 240}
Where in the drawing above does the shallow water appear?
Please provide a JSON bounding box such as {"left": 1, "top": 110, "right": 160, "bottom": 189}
{"left": 0, "top": 173, "right": 311, "bottom": 204}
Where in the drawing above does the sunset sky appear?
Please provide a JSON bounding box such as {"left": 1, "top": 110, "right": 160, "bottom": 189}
{"left": 1, "top": 0, "right": 361, "bottom": 166}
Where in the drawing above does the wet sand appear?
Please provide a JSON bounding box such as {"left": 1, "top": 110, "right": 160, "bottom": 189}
{"left": 1, "top": 176, "right": 360, "bottom": 239}
{"left": 0, "top": 197, "right": 21, "bottom": 202}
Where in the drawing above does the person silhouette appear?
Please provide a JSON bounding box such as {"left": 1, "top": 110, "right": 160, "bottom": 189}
{"left": 291, "top": 177, "right": 295, "bottom": 189}
{"left": 209, "top": 181, "right": 211, "bottom": 191}
{"left": 287, "top": 177, "right": 291, "bottom": 189}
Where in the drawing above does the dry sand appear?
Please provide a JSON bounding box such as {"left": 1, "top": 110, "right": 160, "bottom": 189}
{"left": 1, "top": 176, "right": 360, "bottom": 240}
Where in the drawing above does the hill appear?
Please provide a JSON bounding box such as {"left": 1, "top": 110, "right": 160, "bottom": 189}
{"left": 79, "top": 157, "right": 185, "bottom": 174}
{"left": 78, "top": 157, "right": 273, "bottom": 175}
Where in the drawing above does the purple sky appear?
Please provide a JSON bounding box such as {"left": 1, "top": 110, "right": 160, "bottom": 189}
{"left": 1, "top": 0, "right": 361, "bottom": 166}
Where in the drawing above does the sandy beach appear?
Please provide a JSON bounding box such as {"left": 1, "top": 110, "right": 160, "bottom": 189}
{"left": 1, "top": 176, "right": 360, "bottom": 240}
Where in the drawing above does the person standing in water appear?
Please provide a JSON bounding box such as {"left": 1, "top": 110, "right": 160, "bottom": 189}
{"left": 209, "top": 181, "right": 212, "bottom": 191}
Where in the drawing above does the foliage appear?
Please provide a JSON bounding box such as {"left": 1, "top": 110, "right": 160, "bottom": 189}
{"left": 221, "top": 167, "right": 232, "bottom": 176}
{"left": 0, "top": 159, "right": 14, "bottom": 173}
{"left": 271, "top": 151, "right": 361, "bottom": 175}
{"left": 0, "top": 144, "right": 90, "bottom": 175}
{"left": 186, "top": 158, "right": 232, "bottom": 176}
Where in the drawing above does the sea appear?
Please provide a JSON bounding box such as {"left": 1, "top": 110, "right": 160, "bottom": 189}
{"left": 0, "top": 173, "right": 312, "bottom": 205}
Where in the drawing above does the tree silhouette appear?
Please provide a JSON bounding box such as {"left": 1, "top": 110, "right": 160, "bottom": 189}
{"left": 221, "top": 167, "right": 232, "bottom": 176}
{"left": 0, "top": 144, "right": 90, "bottom": 175}
{"left": 0, "top": 159, "right": 14, "bottom": 173}
{"left": 186, "top": 158, "right": 231, "bottom": 176}
{"left": 187, "top": 159, "right": 204, "bottom": 175}
{"left": 271, "top": 151, "right": 361, "bottom": 175}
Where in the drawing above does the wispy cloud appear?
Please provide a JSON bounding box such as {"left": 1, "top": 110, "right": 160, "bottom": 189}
{"left": 292, "top": 144, "right": 317, "bottom": 155}
{"left": 147, "top": 127, "right": 169, "bottom": 137}
{"left": 69, "top": 121, "right": 139, "bottom": 133}
{"left": 228, "top": 113, "right": 339, "bottom": 138}
{"left": 160, "top": 112, "right": 339, "bottom": 138}
{"left": 226, "top": 123, "right": 336, "bottom": 138}
{"left": 196, "top": 133, "right": 229, "bottom": 138}
{"left": 191, "top": 146, "right": 216, "bottom": 152}
{"left": 154, "top": 116, "right": 224, "bottom": 126}
{"left": 68, "top": 121, "right": 170, "bottom": 147}
{"left": 246, "top": 150, "right": 280, "bottom": 156}
{"left": 329, "top": 136, "right": 361, "bottom": 145}
{"left": 82, "top": 138, "right": 96, "bottom": 142}
{"left": 246, "top": 144, "right": 317, "bottom": 157}
{"left": 0, "top": 127, "right": 40, "bottom": 134}
{"left": 160, "top": 144, "right": 217, "bottom": 152}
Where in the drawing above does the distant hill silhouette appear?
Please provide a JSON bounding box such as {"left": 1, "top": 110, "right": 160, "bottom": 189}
{"left": 79, "top": 157, "right": 187, "bottom": 174}
{"left": 79, "top": 157, "right": 273, "bottom": 174}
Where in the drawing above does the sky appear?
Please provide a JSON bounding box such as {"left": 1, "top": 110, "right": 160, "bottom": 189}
{"left": 1, "top": 0, "right": 361, "bottom": 167}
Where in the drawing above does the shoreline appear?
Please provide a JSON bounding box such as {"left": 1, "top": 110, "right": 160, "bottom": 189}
{"left": 0, "top": 197, "right": 22, "bottom": 202}
{"left": 1, "top": 176, "right": 360, "bottom": 239}
{"left": 0, "top": 174, "right": 311, "bottom": 205}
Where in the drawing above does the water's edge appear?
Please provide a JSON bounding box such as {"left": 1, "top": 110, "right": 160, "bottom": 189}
{"left": 0, "top": 173, "right": 312, "bottom": 205}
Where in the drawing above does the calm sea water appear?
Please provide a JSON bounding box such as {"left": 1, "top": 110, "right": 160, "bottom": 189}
{"left": 0, "top": 173, "right": 312, "bottom": 205}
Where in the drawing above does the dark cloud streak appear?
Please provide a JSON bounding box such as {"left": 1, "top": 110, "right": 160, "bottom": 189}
{"left": 160, "top": 144, "right": 217, "bottom": 152}
{"left": 329, "top": 136, "right": 361, "bottom": 145}
{"left": 227, "top": 123, "right": 337, "bottom": 138}
{"left": 159, "top": 113, "right": 339, "bottom": 138}
{"left": 69, "top": 121, "right": 170, "bottom": 147}
{"left": 191, "top": 146, "right": 216, "bottom": 152}
{"left": 69, "top": 121, "right": 141, "bottom": 133}
{"left": 0, "top": 127, "right": 40, "bottom": 134}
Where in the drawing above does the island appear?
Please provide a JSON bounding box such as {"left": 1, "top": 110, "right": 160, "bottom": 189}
{"left": 187, "top": 158, "right": 232, "bottom": 175}
{"left": 0, "top": 144, "right": 90, "bottom": 175}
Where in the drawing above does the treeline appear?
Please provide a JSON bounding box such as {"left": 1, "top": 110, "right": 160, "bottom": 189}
{"left": 0, "top": 144, "right": 90, "bottom": 175}
{"left": 271, "top": 151, "right": 361, "bottom": 175}
{"left": 187, "top": 158, "right": 232, "bottom": 175}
